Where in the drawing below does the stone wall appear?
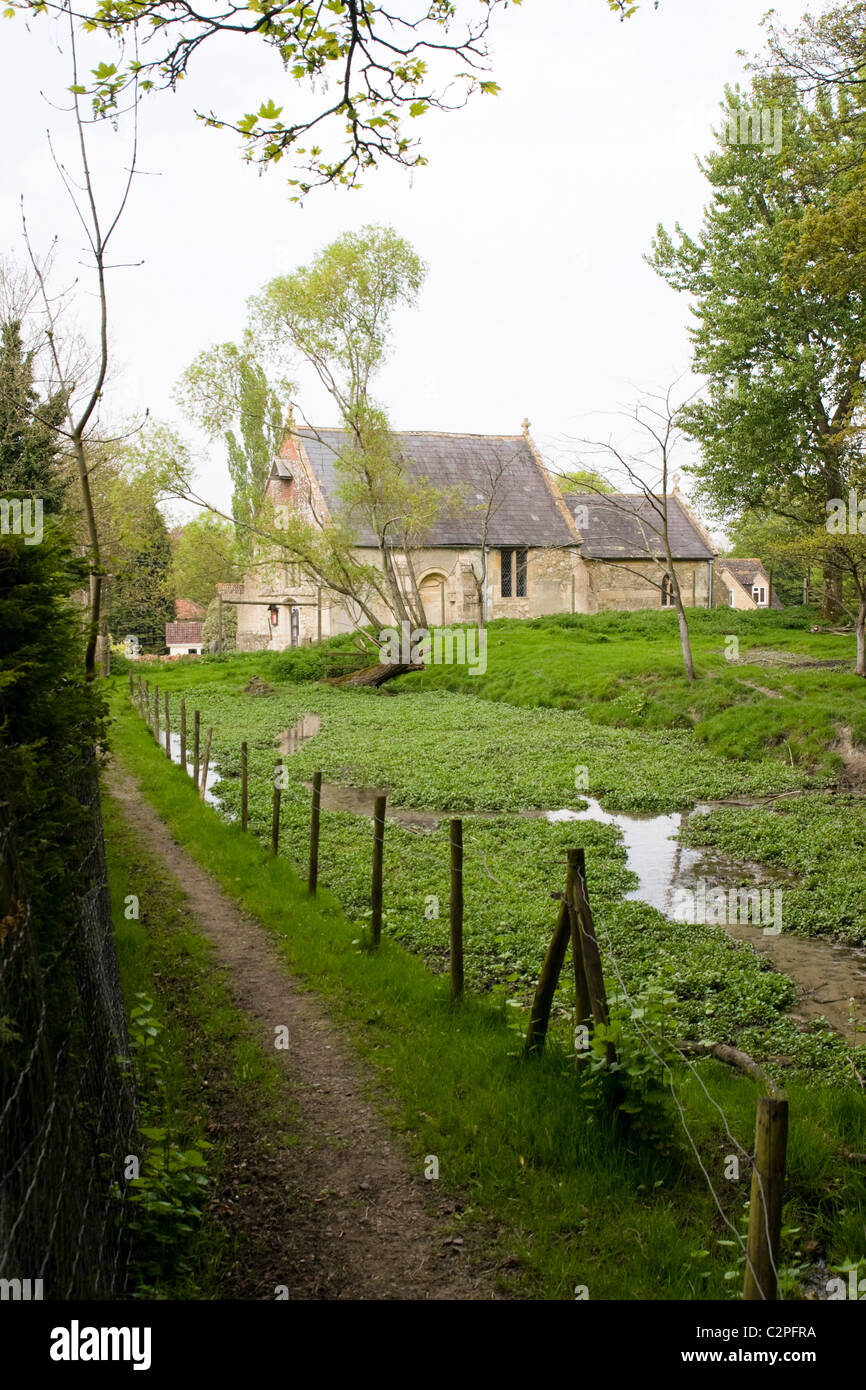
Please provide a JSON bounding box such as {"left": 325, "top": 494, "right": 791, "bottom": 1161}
{"left": 582, "top": 558, "right": 715, "bottom": 613}
{"left": 485, "top": 545, "right": 577, "bottom": 621}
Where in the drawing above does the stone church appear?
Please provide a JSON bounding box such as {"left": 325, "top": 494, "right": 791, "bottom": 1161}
{"left": 232, "top": 422, "right": 729, "bottom": 652}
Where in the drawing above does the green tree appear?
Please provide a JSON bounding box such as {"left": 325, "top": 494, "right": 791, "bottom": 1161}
{"left": 760, "top": 4, "right": 866, "bottom": 307}
{"left": 170, "top": 513, "right": 242, "bottom": 609}
{"left": 176, "top": 338, "right": 288, "bottom": 552}
{"left": 648, "top": 69, "right": 866, "bottom": 618}
{"left": 106, "top": 498, "right": 176, "bottom": 653}
{"left": 0, "top": 319, "right": 67, "bottom": 508}
{"left": 201, "top": 596, "right": 237, "bottom": 654}
{"left": 556, "top": 468, "right": 614, "bottom": 494}
{"left": 251, "top": 224, "right": 443, "bottom": 632}
{"left": 15, "top": 3, "right": 642, "bottom": 195}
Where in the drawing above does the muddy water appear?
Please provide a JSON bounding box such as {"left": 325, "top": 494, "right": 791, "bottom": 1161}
{"left": 550, "top": 797, "right": 866, "bottom": 1043}
{"left": 279, "top": 714, "right": 322, "bottom": 757}
{"left": 275, "top": 714, "right": 866, "bottom": 1041}
{"left": 280, "top": 714, "right": 439, "bottom": 830}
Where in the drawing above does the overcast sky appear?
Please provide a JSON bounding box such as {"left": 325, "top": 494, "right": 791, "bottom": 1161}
{"left": 1, "top": 0, "right": 810, "bottom": 518}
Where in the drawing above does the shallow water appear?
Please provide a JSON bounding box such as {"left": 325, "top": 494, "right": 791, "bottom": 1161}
{"left": 165, "top": 730, "right": 222, "bottom": 808}
{"left": 547, "top": 797, "right": 866, "bottom": 1041}
{"left": 274, "top": 714, "right": 866, "bottom": 1039}
{"left": 551, "top": 797, "right": 784, "bottom": 917}
{"left": 279, "top": 714, "right": 322, "bottom": 756}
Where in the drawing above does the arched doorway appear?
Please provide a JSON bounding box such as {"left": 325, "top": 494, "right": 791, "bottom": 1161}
{"left": 419, "top": 572, "right": 447, "bottom": 626}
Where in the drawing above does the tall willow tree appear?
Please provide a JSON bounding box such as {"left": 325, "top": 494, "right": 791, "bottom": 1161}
{"left": 251, "top": 224, "right": 442, "bottom": 632}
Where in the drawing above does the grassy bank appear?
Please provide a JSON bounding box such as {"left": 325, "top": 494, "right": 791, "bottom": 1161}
{"left": 388, "top": 608, "right": 864, "bottom": 773}
{"left": 107, "top": 687, "right": 866, "bottom": 1298}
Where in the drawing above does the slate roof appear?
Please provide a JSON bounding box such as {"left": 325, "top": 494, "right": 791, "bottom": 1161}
{"left": 562, "top": 492, "right": 715, "bottom": 561}
{"left": 281, "top": 429, "right": 577, "bottom": 548}
{"left": 719, "top": 558, "right": 783, "bottom": 609}
{"left": 165, "top": 622, "right": 203, "bottom": 645}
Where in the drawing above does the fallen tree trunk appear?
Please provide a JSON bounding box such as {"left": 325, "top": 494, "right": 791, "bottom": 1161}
{"left": 332, "top": 661, "right": 423, "bottom": 688}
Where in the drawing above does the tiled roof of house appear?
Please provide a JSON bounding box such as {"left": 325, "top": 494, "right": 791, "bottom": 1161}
{"left": 176, "top": 598, "right": 205, "bottom": 621}
{"left": 719, "top": 558, "right": 765, "bottom": 586}
{"left": 284, "top": 429, "right": 577, "bottom": 548}
{"left": 719, "top": 557, "right": 783, "bottom": 609}
{"left": 165, "top": 622, "right": 203, "bottom": 645}
{"left": 561, "top": 492, "right": 715, "bottom": 561}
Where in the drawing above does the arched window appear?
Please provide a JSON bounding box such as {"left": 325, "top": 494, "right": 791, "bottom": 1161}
{"left": 661, "top": 574, "right": 674, "bottom": 608}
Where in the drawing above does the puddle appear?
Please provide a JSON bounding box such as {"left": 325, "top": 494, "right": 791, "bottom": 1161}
{"left": 554, "top": 796, "right": 866, "bottom": 1043}
{"left": 279, "top": 714, "right": 322, "bottom": 757}
{"left": 550, "top": 796, "right": 787, "bottom": 917}
{"left": 166, "top": 730, "right": 223, "bottom": 808}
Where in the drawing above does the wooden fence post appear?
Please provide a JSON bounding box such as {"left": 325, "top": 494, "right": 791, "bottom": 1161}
{"left": 153, "top": 686, "right": 160, "bottom": 745}
{"left": 450, "top": 818, "right": 464, "bottom": 999}
{"left": 567, "top": 848, "right": 592, "bottom": 1066}
{"left": 569, "top": 847, "right": 616, "bottom": 1067}
{"left": 193, "top": 710, "right": 200, "bottom": 787}
{"left": 743, "top": 1097, "right": 789, "bottom": 1301}
{"left": 199, "top": 726, "right": 212, "bottom": 801}
{"left": 271, "top": 758, "right": 283, "bottom": 855}
{"left": 370, "top": 794, "right": 386, "bottom": 945}
{"left": 164, "top": 691, "right": 171, "bottom": 759}
{"left": 241, "top": 741, "right": 249, "bottom": 832}
{"left": 308, "top": 770, "right": 321, "bottom": 893}
{"left": 180, "top": 698, "right": 187, "bottom": 773}
{"left": 524, "top": 898, "right": 571, "bottom": 1054}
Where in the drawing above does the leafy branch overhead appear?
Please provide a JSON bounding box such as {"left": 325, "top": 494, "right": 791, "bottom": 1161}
{"left": 12, "top": 0, "right": 644, "bottom": 194}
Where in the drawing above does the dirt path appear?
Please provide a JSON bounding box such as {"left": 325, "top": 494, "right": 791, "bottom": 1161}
{"left": 106, "top": 761, "right": 498, "bottom": 1301}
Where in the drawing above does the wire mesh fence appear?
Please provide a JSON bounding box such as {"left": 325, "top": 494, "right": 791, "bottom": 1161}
{"left": 0, "top": 751, "right": 136, "bottom": 1299}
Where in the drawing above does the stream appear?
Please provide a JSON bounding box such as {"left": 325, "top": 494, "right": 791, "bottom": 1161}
{"left": 273, "top": 715, "right": 866, "bottom": 1041}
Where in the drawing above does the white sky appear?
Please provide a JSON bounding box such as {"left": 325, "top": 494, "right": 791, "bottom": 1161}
{"left": 0, "top": 0, "right": 810, "bottom": 518}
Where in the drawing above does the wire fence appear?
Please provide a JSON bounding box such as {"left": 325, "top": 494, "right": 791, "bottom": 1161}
{"left": 0, "top": 750, "right": 136, "bottom": 1299}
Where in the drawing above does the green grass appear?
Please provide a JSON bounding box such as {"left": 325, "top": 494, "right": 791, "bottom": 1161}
{"left": 383, "top": 607, "right": 866, "bottom": 773}
{"left": 681, "top": 794, "right": 866, "bottom": 945}
{"left": 106, "top": 688, "right": 866, "bottom": 1299}
{"left": 104, "top": 791, "right": 296, "bottom": 1299}
{"left": 119, "top": 672, "right": 866, "bottom": 1063}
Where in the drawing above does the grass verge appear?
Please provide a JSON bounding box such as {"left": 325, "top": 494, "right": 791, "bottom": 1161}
{"left": 105, "top": 790, "right": 296, "bottom": 1299}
